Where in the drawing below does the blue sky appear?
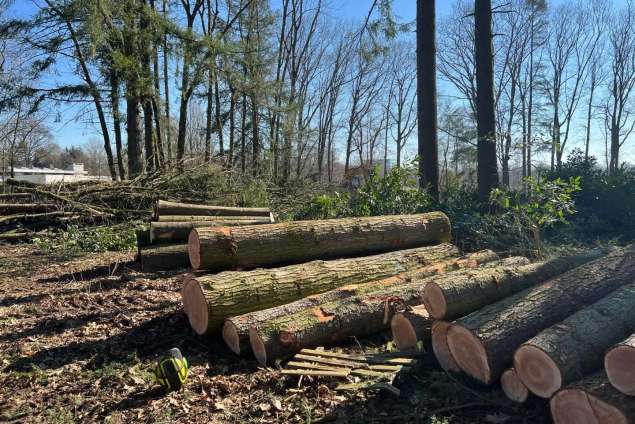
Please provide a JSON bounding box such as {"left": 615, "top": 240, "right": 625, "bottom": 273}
{"left": 9, "top": 0, "right": 634, "bottom": 165}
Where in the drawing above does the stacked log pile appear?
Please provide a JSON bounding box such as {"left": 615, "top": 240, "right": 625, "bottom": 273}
{"left": 138, "top": 200, "right": 274, "bottom": 271}
{"left": 177, "top": 210, "right": 634, "bottom": 421}
{"left": 419, "top": 243, "right": 635, "bottom": 423}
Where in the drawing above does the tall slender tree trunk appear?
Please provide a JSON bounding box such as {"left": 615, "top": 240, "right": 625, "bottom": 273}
{"left": 585, "top": 77, "right": 596, "bottom": 162}
{"left": 228, "top": 84, "right": 236, "bottom": 169}
{"left": 474, "top": 0, "right": 498, "bottom": 202}
{"left": 162, "top": 0, "right": 171, "bottom": 165}
{"left": 417, "top": 0, "right": 439, "bottom": 199}
{"left": 126, "top": 90, "right": 143, "bottom": 177}
{"left": 251, "top": 94, "right": 260, "bottom": 176}
{"left": 150, "top": 0, "right": 164, "bottom": 168}
{"left": 110, "top": 72, "right": 126, "bottom": 180}
{"left": 205, "top": 71, "right": 214, "bottom": 162}
{"left": 214, "top": 76, "right": 224, "bottom": 154}
{"left": 241, "top": 94, "right": 247, "bottom": 173}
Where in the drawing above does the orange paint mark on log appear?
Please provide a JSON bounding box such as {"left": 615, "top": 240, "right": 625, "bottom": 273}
{"left": 216, "top": 227, "right": 233, "bottom": 237}
{"left": 313, "top": 307, "right": 335, "bottom": 322}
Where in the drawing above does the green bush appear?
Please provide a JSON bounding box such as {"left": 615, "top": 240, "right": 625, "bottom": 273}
{"left": 549, "top": 149, "right": 635, "bottom": 242}
{"left": 34, "top": 224, "right": 137, "bottom": 257}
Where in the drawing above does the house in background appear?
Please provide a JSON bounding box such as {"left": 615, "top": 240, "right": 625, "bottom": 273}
{"left": 0, "top": 163, "right": 107, "bottom": 184}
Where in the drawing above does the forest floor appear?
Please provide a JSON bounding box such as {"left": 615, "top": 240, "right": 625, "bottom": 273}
{"left": 0, "top": 244, "right": 550, "bottom": 424}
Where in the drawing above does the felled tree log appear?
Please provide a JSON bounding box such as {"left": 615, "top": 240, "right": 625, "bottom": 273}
{"left": 188, "top": 212, "right": 452, "bottom": 270}
{"left": 501, "top": 368, "right": 529, "bottom": 403}
{"left": 446, "top": 246, "right": 635, "bottom": 385}
{"left": 0, "top": 211, "right": 72, "bottom": 225}
{"left": 150, "top": 219, "right": 273, "bottom": 243}
{"left": 221, "top": 249, "right": 498, "bottom": 355}
{"left": 139, "top": 243, "right": 190, "bottom": 272}
{"left": 390, "top": 305, "right": 432, "bottom": 350}
{"left": 550, "top": 371, "right": 635, "bottom": 424}
{"left": 431, "top": 321, "right": 460, "bottom": 372}
{"left": 0, "top": 193, "right": 31, "bottom": 201}
{"left": 183, "top": 243, "right": 459, "bottom": 336}
{"left": 157, "top": 214, "right": 274, "bottom": 223}
{"left": 247, "top": 259, "right": 540, "bottom": 365}
{"left": 154, "top": 200, "right": 271, "bottom": 219}
{"left": 423, "top": 250, "right": 605, "bottom": 320}
{"left": 605, "top": 334, "right": 635, "bottom": 396}
{"left": 514, "top": 282, "right": 635, "bottom": 398}
{"left": 0, "top": 203, "right": 55, "bottom": 214}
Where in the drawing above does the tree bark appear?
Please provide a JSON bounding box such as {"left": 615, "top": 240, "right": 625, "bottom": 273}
{"left": 154, "top": 200, "right": 271, "bottom": 219}
{"left": 222, "top": 249, "right": 496, "bottom": 355}
{"left": 605, "top": 334, "right": 635, "bottom": 396}
{"left": 0, "top": 204, "right": 55, "bottom": 214}
{"left": 110, "top": 72, "right": 126, "bottom": 180}
{"left": 474, "top": 0, "right": 499, "bottom": 202}
{"left": 126, "top": 91, "right": 143, "bottom": 177}
{"left": 157, "top": 215, "right": 274, "bottom": 223}
{"left": 390, "top": 305, "right": 432, "bottom": 351}
{"left": 183, "top": 243, "right": 460, "bottom": 336}
{"left": 189, "top": 212, "right": 452, "bottom": 271}
{"left": 514, "top": 282, "right": 635, "bottom": 398}
{"left": 139, "top": 243, "right": 190, "bottom": 272}
{"left": 0, "top": 193, "right": 31, "bottom": 201}
{"left": 423, "top": 250, "right": 605, "bottom": 320}
{"left": 501, "top": 368, "right": 529, "bottom": 403}
{"left": 417, "top": 0, "right": 439, "bottom": 198}
{"left": 149, "top": 219, "right": 274, "bottom": 243}
{"left": 446, "top": 246, "right": 635, "bottom": 385}
{"left": 550, "top": 371, "right": 635, "bottom": 424}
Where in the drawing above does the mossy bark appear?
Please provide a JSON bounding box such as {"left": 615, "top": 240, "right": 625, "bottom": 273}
{"left": 157, "top": 214, "right": 274, "bottom": 223}
{"left": 0, "top": 203, "right": 55, "bottom": 214}
{"left": 448, "top": 246, "right": 635, "bottom": 385}
{"left": 222, "top": 249, "right": 497, "bottom": 354}
{"left": 248, "top": 258, "right": 545, "bottom": 365}
{"left": 189, "top": 212, "right": 452, "bottom": 271}
{"left": 185, "top": 243, "right": 460, "bottom": 335}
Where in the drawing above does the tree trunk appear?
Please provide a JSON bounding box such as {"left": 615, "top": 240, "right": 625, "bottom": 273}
{"left": 390, "top": 305, "right": 432, "bottom": 351}
{"left": 139, "top": 243, "right": 190, "bottom": 271}
{"left": 126, "top": 92, "right": 143, "bottom": 177}
{"left": 432, "top": 320, "right": 460, "bottom": 372}
{"left": 157, "top": 215, "right": 274, "bottom": 223}
{"left": 550, "top": 371, "right": 635, "bottom": 424}
{"left": 0, "top": 193, "right": 31, "bottom": 201}
{"left": 249, "top": 263, "right": 510, "bottom": 365}
{"left": 111, "top": 72, "right": 126, "bottom": 180}
{"left": 150, "top": 219, "right": 274, "bottom": 243}
{"left": 183, "top": 243, "right": 460, "bottom": 335}
{"left": 474, "top": 0, "right": 499, "bottom": 202}
{"left": 446, "top": 246, "right": 635, "bottom": 385}
{"left": 154, "top": 200, "right": 271, "bottom": 219}
{"left": 501, "top": 368, "right": 529, "bottom": 403}
{"left": 423, "top": 251, "right": 605, "bottom": 320}
{"left": 605, "top": 334, "right": 635, "bottom": 396}
{"left": 417, "top": 0, "right": 439, "bottom": 198}
{"left": 0, "top": 204, "right": 55, "bottom": 214}
{"left": 221, "top": 249, "right": 497, "bottom": 355}
{"left": 514, "top": 282, "right": 635, "bottom": 398}
{"left": 189, "top": 212, "right": 452, "bottom": 271}
{"left": 143, "top": 99, "right": 155, "bottom": 171}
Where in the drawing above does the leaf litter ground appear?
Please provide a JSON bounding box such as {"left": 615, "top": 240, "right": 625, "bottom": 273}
{"left": 0, "top": 244, "right": 549, "bottom": 423}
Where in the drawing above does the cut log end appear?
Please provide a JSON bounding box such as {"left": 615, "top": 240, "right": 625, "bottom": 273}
{"left": 501, "top": 369, "right": 529, "bottom": 403}
{"left": 605, "top": 345, "right": 635, "bottom": 396}
{"left": 222, "top": 321, "right": 242, "bottom": 355}
{"left": 391, "top": 313, "right": 418, "bottom": 350}
{"left": 447, "top": 324, "right": 491, "bottom": 384}
{"left": 550, "top": 389, "right": 628, "bottom": 424}
{"left": 188, "top": 229, "right": 201, "bottom": 269}
{"left": 423, "top": 282, "right": 447, "bottom": 319}
{"left": 181, "top": 278, "right": 209, "bottom": 335}
{"left": 514, "top": 344, "right": 562, "bottom": 398}
{"left": 249, "top": 328, "right": 267, "bottom": 366}
{"left": 431, "top": 321, "right": 460, "bottom": 373}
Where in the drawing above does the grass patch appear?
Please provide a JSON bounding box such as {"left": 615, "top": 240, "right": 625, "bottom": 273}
{"left": 33, "top": 223, "right": 138, "bottom": 258}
